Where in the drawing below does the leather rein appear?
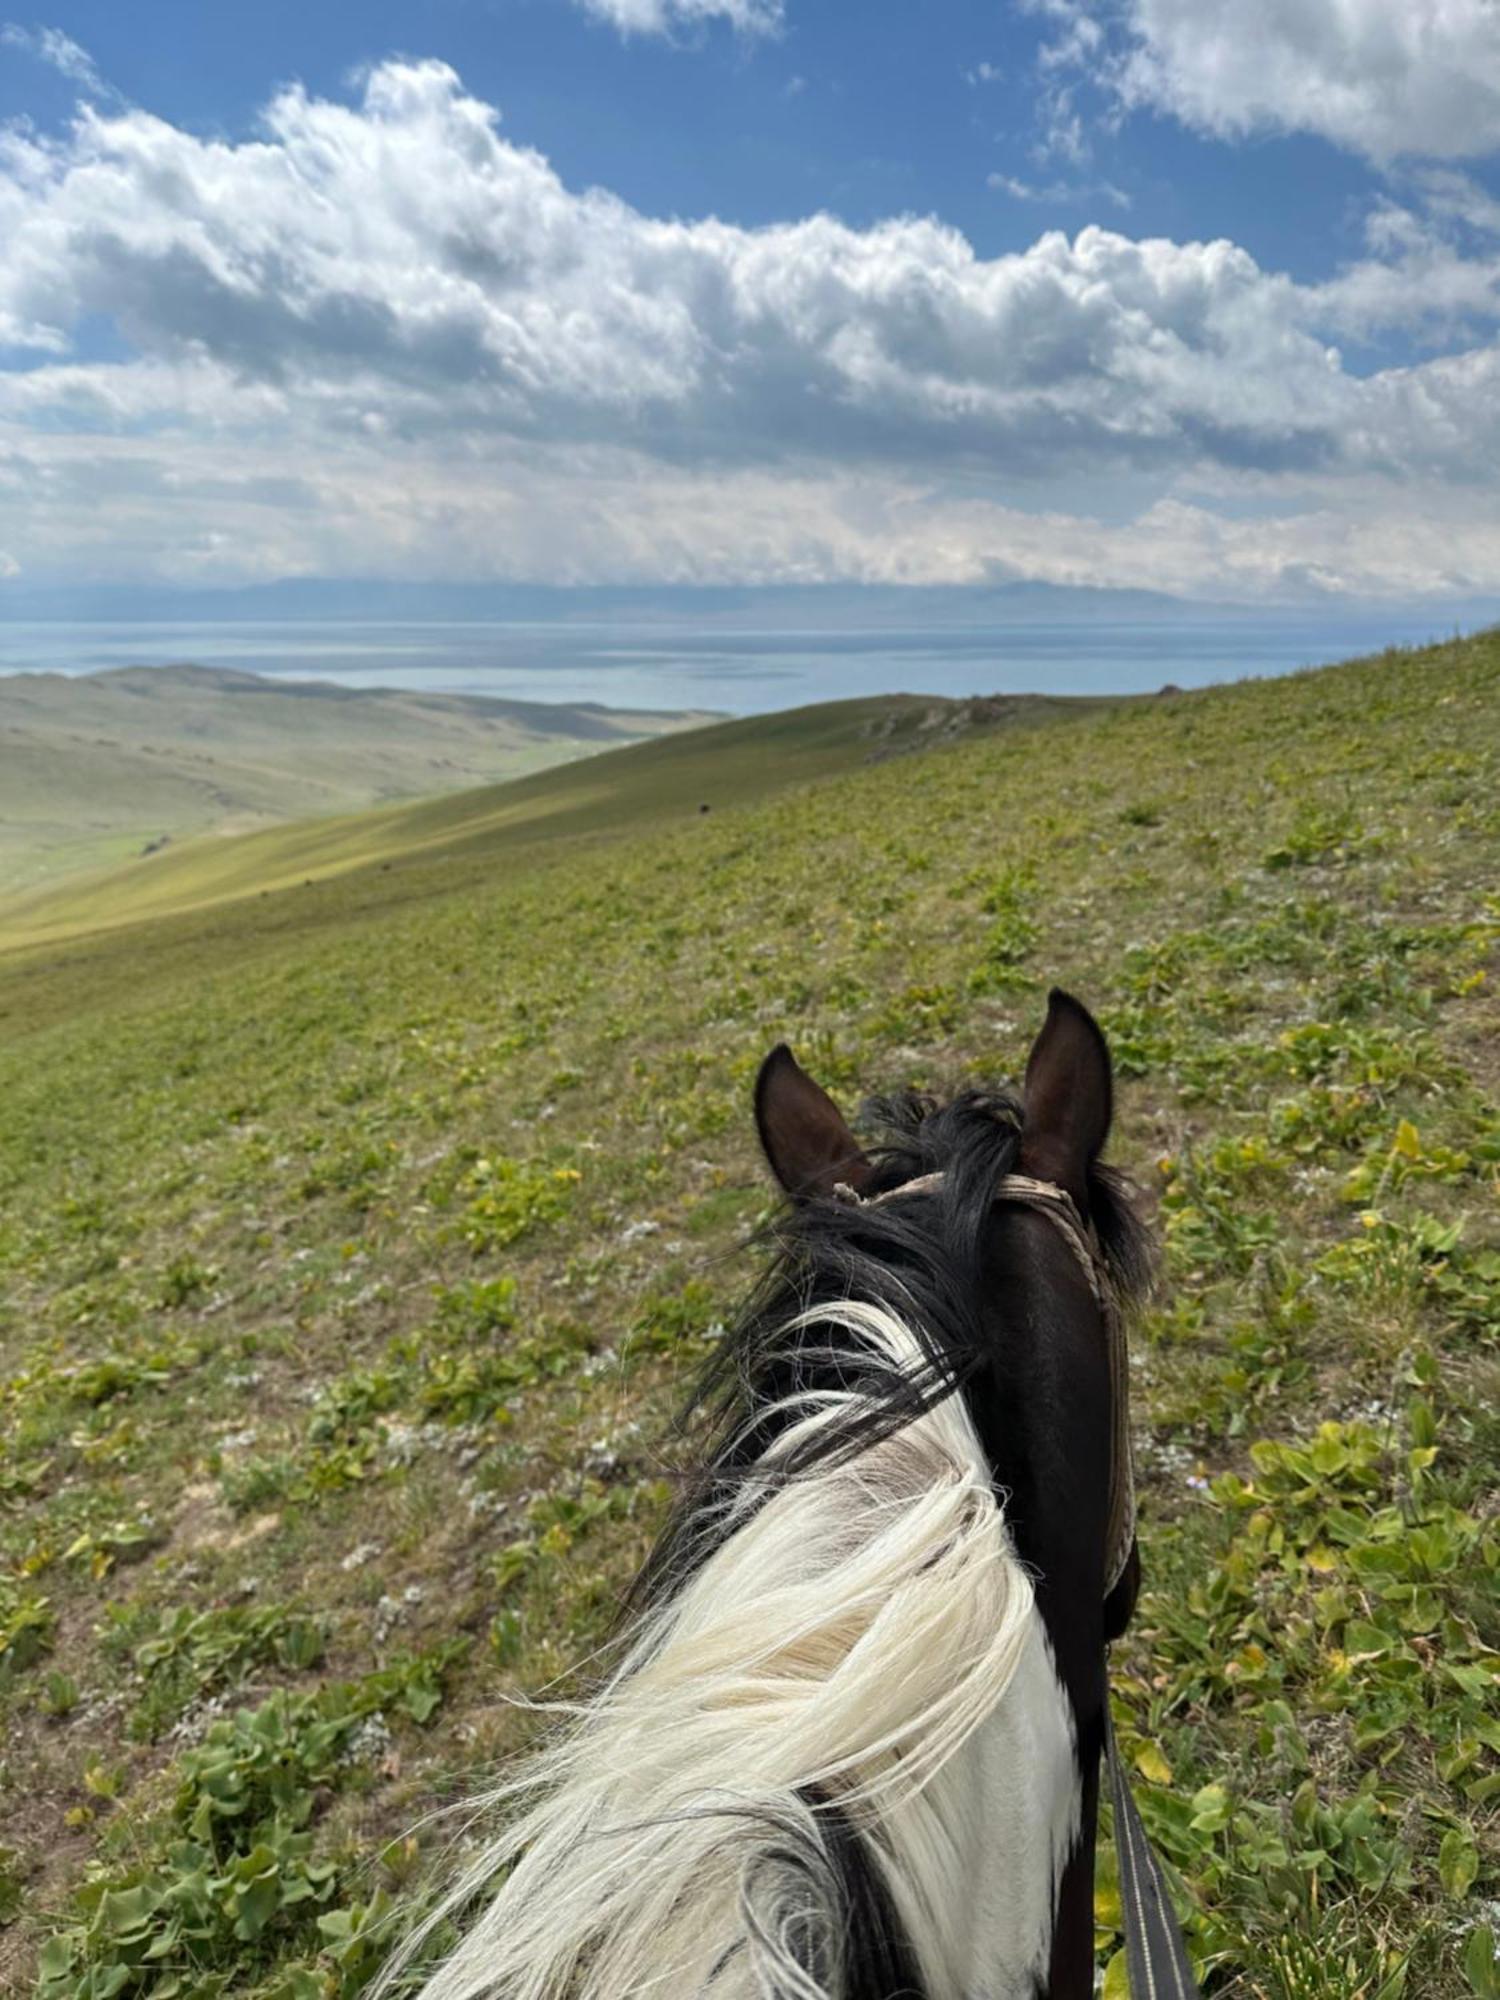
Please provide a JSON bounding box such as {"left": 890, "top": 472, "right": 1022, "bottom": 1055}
{"left": 831, "top": 1167, "right": 1203, "bottom": 2000}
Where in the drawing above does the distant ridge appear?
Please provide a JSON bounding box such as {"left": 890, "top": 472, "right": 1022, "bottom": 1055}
{"left": 29, "top": 662, "right": 706, "bottom": 735}
{"left": 0, "top": 577, "right": 1243, "bottom": 623}
{"left": 0, "top": 662, "right": 715, "bottom": 896}
{"left": 14, "top": 577, "right": 1497, "bottom": 629}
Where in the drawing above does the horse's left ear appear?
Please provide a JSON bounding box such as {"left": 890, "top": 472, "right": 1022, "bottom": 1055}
{"left": 1019, "top": 988, "right": 1113, "bottom": 1206}
{"left": 755, "top": 1045, "right": 873, "bottom": 1201}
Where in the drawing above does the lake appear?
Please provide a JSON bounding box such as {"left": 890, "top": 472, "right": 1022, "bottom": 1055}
{"left": 0, "top": 611, "right": 1476, "bottom": 716}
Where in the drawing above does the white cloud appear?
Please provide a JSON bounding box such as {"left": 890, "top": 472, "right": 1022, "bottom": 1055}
{"left": 1300, "top": 172, "right": 1500, "bottom": 339}
{"left": 1, "top": 59, "right": 1499, "bottom": 598}
{"left": 1409, "top": 165, "right": 1500, "bottom": 236}
{"left": 1113, "top": 0, "right": 1500, "bottom": 162}
{"left": 1, "top": 23, "right": 117, "bottom": 99}
{"left": 989, "top": 172, "right": 1131, "bottom": 209}
{"left": 0, "top": 66, "right": 1371, "bottom": 465}
{"left": 1022, "top": 0, "right": 1109, "bottom": 161}
{"left": 572, "top": 0, "right": 781, "bottom": 38}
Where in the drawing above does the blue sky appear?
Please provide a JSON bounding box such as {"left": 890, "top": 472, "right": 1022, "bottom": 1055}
{"left": 3, "top": 1, "right": 1500, "bottom": 603}
{"left": 0, "top": 2, "right": 1387, "bottom": 274}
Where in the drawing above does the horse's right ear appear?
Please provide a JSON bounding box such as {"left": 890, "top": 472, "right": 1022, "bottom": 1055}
{"left": 1019, "top": 988, "right": 1113, "bottom": 1207}
{"left": 755, "top": 1046, "right": 873, "bottom": 1201}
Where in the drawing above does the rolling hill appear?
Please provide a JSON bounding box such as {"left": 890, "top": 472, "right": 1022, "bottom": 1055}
{"left": 0, "top": 631, "right": 1496, "bottom": 1997}
{"left": 0, "top": 688, "right": 1105, "bottom": 954}
{"left": 0, "top": 662, "right": 713, "bottom": 897}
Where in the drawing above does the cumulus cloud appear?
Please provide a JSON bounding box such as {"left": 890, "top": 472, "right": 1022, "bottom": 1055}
{"left": 1094, "top": 0, "right": 1500, "bottom": 162}
{"left": 0, "top": 65, "right": 1396, "bottom": 466}
{"left": 1, "top": 59, "right": 1499, "bottom": 596}
{"left": 572, "top": 0, "right": 780, "bottom": 38}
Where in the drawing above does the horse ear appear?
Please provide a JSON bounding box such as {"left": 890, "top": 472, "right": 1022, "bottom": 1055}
{"left": 755, "top": 1045, "right": 873, "bottom": 1201}
{"left": 1019, "top": 988, "right": 1113, "bottom": 1205}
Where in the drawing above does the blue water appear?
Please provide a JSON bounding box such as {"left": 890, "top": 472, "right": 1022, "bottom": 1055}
{"left": 0, "top": 612, "right": 1476, "bottom": 716}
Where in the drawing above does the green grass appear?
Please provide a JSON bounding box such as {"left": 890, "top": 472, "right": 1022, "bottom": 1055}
{"left": 0, "top": 633, "right": 1496, "bottom": 1997}
{"left": 0, "top": 687, "right": 1095, "bottom": 954}
{"left": 0, "top": 662, "right": 711, "bottom": 900}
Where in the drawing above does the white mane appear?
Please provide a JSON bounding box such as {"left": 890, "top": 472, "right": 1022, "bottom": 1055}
{"left": 382, "top": 1300, "right": 1077, "bottom": 2000}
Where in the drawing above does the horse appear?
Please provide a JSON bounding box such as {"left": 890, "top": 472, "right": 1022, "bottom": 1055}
{"left": 388, "top": 989, "right": 1164, "bottom": 2000}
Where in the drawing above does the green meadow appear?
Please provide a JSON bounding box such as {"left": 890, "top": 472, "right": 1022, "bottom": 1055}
{"left": 0, "top": 663, "right": 708, "bottom": 900}
{"left": 0, "top": 634, "right": 1496, "bottom": 1997}
{"left": 0, "top": 689, "right": 1088, "bottom": 953}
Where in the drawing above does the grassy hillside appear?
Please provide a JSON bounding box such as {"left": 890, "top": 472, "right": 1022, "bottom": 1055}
{"left": 0, "top": 663, "right": 710, "bottom": 897}
{"left": 0, "top": 689, "right": 1098, "bottom": 953}
{"left": 0, "top": 634, "right": 1496, "bottom": 1998}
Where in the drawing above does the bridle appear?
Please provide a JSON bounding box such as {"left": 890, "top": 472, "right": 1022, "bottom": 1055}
{"left": 832, "top": 1167, "right": 1202, "bottom": 2000}
{"left": 832, "top": 1168, "right": 1135, "bottom": 1592}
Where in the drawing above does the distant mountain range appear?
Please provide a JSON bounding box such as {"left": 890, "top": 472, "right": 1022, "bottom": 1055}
{"left": 10, "top": 577, "right": 1496, "bottom": 629}
{"left": 4, "top": 578, "right": 1198, "bottom": 624}
{"left": 0, "top": 662, "right": 713, "bottom": 897}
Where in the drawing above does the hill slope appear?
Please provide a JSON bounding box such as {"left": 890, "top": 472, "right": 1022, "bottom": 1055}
{"left": 0, "top": 688, "right": 1103, "bottom": 952}
{"left": 0, "top": 662, "right": 711, "bottom": 896}
{"left": 0, "top": 632, "right": 1496, "bottom": 1997}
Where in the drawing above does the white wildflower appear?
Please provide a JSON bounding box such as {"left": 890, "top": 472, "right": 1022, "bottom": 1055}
{"left": 341, "top": 1711, "right": 395, "bottom": 1767}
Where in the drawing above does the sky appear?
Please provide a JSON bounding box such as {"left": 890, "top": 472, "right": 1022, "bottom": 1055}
{"left": 2, "top": 0, "right": 1500, "bottom": 606}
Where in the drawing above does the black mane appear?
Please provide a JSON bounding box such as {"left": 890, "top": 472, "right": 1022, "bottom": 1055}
{"left": 637, "top": 1086, "right": 1151, "bottom": 1612}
